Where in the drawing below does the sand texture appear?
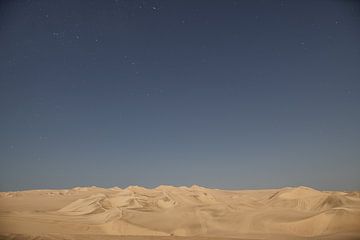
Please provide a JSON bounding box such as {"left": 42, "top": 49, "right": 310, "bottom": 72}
{"left": 0, "top": 185, "right": 360, "bottom": 240}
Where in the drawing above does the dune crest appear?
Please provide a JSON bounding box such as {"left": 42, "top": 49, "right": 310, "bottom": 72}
{"left": 1, "top": 186, "right": 360, "bottom": 239}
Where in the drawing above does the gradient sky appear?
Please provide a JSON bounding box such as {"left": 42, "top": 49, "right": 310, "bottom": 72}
{"left": 1, "top": 0, "right": 359, "bottom": 191}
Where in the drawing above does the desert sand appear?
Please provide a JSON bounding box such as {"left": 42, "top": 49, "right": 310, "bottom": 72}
{"left": 0, "top": 185, "right": 360, "bottom": 240}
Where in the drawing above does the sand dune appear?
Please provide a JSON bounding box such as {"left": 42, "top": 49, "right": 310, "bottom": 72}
{"left": 0, "top": 186, "right": 359, "bottom": 240}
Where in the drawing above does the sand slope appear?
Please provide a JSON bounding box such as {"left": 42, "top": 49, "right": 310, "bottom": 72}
{"left": 0, "top": 186, "right": 360, "bottom": 239}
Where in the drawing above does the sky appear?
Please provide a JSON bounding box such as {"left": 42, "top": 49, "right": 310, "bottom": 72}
{"left": 0, "top": 0, "right": 359, "bottom": 191}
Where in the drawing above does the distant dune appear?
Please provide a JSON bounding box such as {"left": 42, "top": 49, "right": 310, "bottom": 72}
{"left": 1, "top": 185, "right": 360, "bottom": 240}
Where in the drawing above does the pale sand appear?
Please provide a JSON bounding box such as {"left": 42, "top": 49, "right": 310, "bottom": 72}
{"left": 0, "top": 185, "right": 359, "bottom": 239}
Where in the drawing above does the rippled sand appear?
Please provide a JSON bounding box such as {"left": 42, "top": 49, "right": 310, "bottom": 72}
{"left": 1, "top": 185, "right": 360, "bottom": 239}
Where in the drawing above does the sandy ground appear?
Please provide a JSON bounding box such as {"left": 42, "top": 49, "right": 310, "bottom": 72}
{"left": 0, "top": 185, "right": 360, "bottom": 239}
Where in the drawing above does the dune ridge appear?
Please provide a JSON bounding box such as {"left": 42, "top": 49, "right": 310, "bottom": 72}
{"left": 0, "top": 185, "right": 360, "bottom": 240}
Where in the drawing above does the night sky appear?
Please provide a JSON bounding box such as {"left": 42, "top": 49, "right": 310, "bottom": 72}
{"left": 1, "top": 0, "right": 359, "bottom": 191}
